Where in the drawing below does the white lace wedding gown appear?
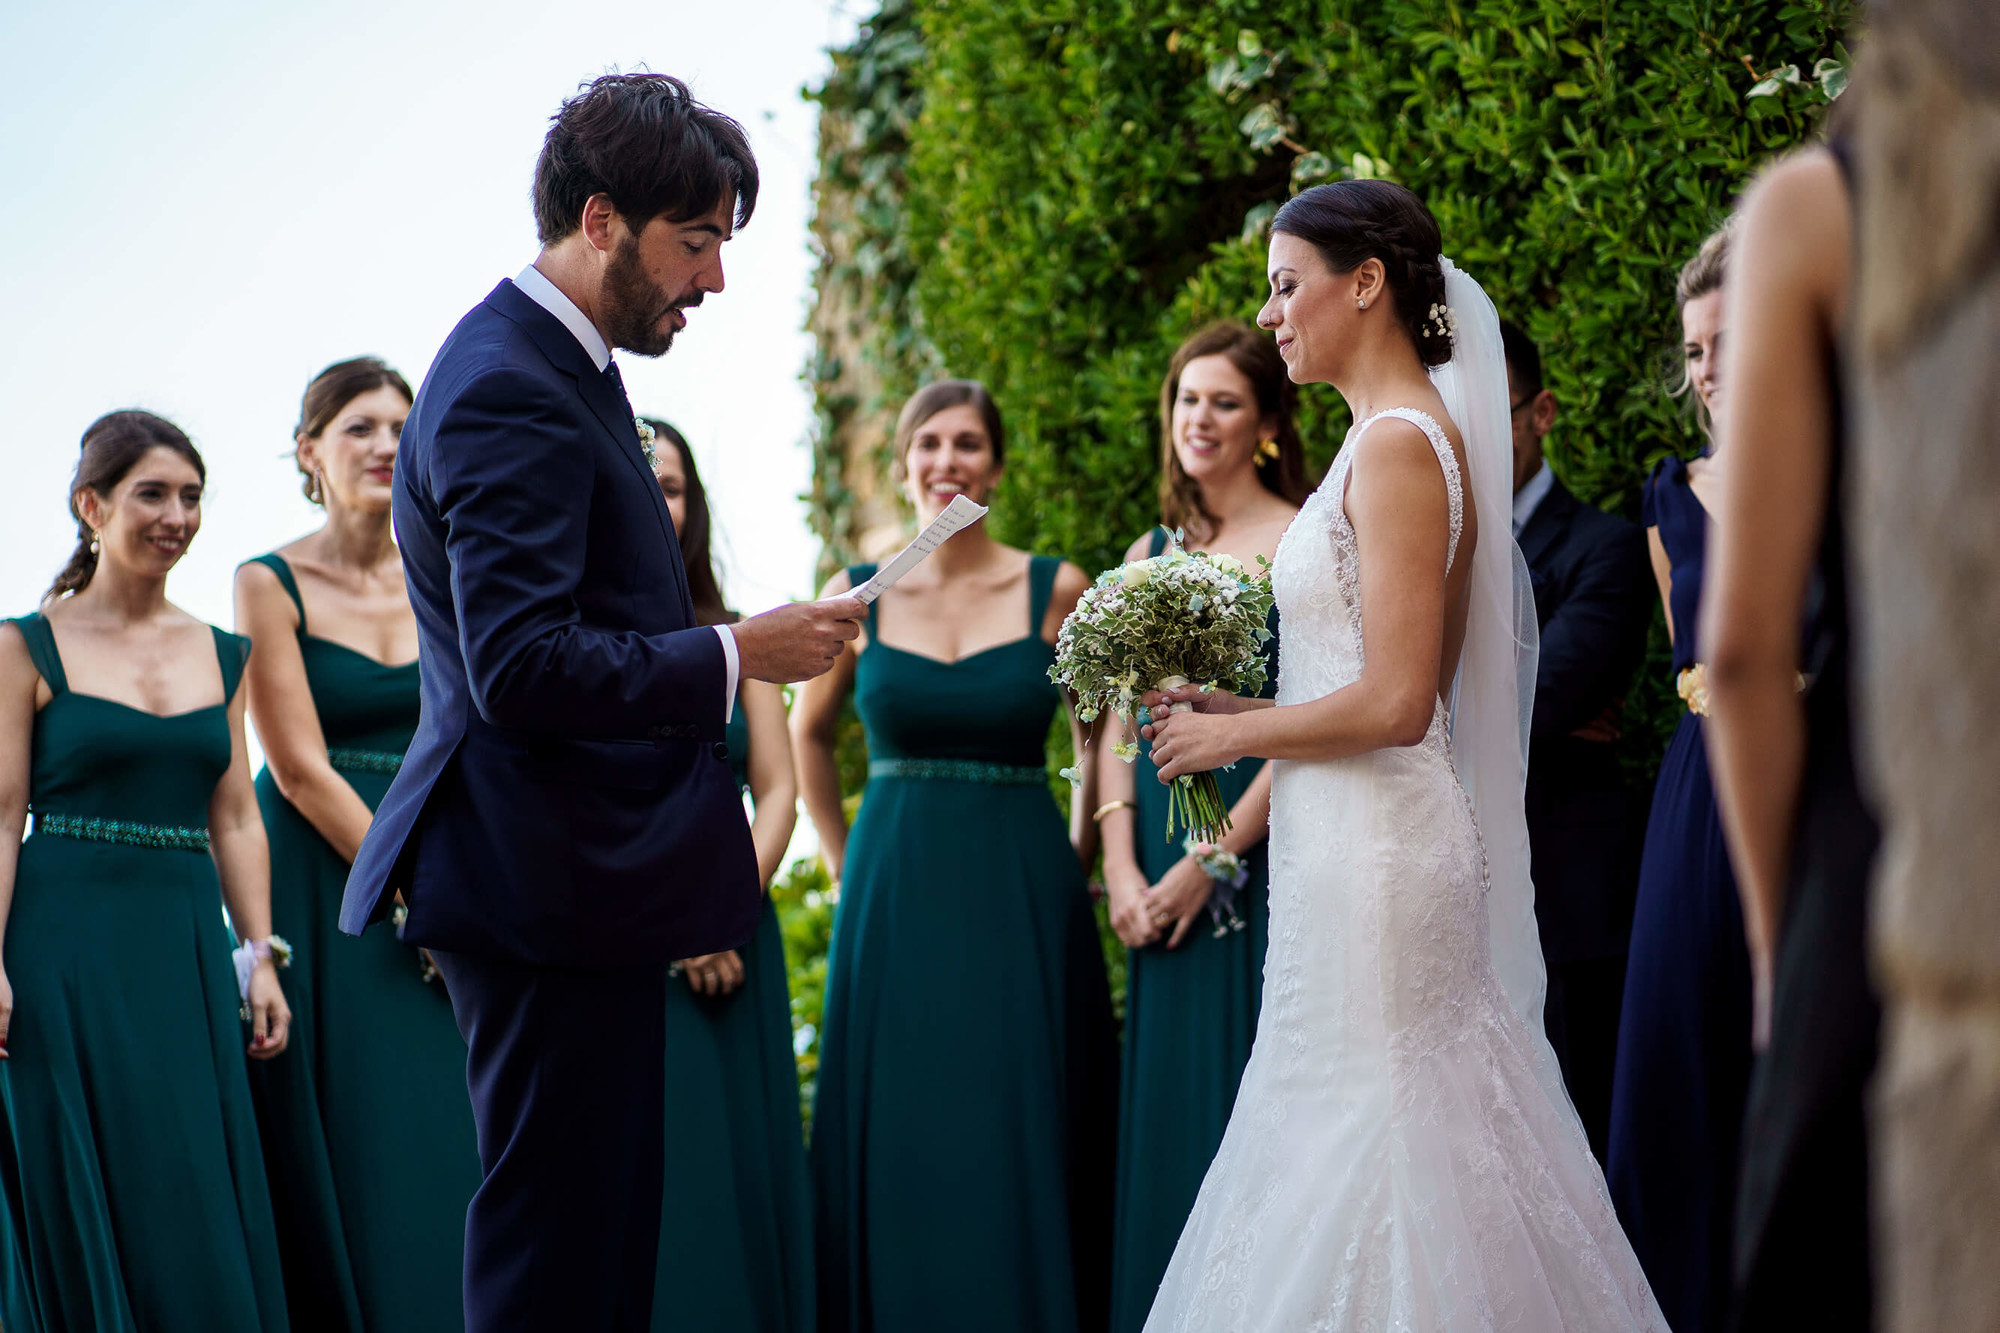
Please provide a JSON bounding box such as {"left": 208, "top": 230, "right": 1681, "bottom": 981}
{"left": 1145, "top": 409, "right": 1665, "bottom": 1332}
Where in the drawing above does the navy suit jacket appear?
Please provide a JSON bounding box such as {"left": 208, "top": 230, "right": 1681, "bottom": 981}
{"left": 339, "top": 279, "right": 760, "bottom": 967}
{"left": 1518, "top": 476, "right": 1654, "bottom": 964}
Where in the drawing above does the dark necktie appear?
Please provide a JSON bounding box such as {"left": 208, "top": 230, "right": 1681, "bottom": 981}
{"left": 603, "top": 359, "right": 629, "bottom": 406}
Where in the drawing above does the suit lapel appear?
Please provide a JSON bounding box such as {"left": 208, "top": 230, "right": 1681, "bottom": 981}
{"left": 1517, "top": 479, "right": 1580, "bottom": 571}
{"left": 484, "top": 281, "right": 698, "bottom": 620}
{"left": 579, "top": 365, "right": 698, "bottom": 620}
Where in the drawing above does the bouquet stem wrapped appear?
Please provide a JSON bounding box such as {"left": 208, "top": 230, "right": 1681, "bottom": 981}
{"left": 1049, "top": 539, "right": 1274, "bottom": 845}
{"left": 1154, "top": 674, "right": 1232, "bottom": 842}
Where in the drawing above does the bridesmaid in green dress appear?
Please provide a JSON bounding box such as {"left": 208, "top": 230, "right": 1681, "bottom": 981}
{"left": 235, "top": 359, "right": 479, "bottom": 1333}
{"left": 794, "top": 381, "right": 1118, "bottom": 1333}
{"left": 1097, "top": 324, "right": 1307, "bottom": 1333}
{"left": 642, "top": 419, "right": 815, "bottom": 1332}
{"left": 0, "top": 410, "right": 292, "bottom": 1332}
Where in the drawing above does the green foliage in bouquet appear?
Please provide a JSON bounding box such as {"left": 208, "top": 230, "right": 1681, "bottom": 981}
{"left": 1049, "top": 545, "right": 1276, "bottom": 843}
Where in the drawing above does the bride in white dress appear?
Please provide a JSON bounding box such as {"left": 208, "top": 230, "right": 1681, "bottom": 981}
{"left": 1137, "top": 181, "right": 1666, "bottom": 1332}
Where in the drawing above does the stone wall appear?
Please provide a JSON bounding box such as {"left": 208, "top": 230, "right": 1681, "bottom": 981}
{"left": 1851, "top": 10, "right": 2000, "bottom": 1328}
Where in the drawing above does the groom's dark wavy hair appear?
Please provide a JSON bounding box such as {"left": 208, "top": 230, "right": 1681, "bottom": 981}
{"left": 533, "top": 73, "right": 759, "bottom": 245}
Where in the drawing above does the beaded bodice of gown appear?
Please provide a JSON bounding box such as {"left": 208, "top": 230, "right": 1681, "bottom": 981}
{"left": 1147, "top": 408, "right": 1664, "bottom": 1332}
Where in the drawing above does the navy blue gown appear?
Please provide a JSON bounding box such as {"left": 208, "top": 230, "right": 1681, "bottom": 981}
{"left": 1606, "top": 454, "right": 1752, "bottom": 1333}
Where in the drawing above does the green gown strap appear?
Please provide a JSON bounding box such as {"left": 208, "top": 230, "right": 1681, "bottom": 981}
{"left": 846, "top": 564, "right": 881, "bottom": 638}
{"left": 1027, "top": 555, "right": 1062, "bottom": 637}
{"left": 9, "top": 612, "right": 67, "bottom": 695}
{"left": 245, "top": 552, "right": 307, "bottom": 634}
{"left": 212, "top": 626, "right": 251, "bottom": 704}
{"left": 1147, "top": 527, "right": 1169, "bottom": 558}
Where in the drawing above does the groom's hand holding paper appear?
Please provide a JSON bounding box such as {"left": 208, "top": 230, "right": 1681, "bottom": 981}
{"left": 733, "top": 596, "right": 867, "bottom": 684}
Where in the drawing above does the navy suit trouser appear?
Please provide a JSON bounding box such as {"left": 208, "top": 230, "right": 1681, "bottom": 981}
{"left": 434, "top": 950, "right": 667, "bottom": 1333}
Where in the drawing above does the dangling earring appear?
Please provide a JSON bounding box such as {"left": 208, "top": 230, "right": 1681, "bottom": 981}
{"left": 310, "top": 468, "right": 326, "bottom": 505}
{"left": 1255, "top": 438, "right": 1280, "bottom": 467}
{"left": 88, "top": 530, "right": 101, "bottom": 555}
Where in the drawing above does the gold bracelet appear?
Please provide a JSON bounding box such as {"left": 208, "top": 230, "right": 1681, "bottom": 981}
{"left": 1092, "top": 799, "right": 1135, "bottom": 824}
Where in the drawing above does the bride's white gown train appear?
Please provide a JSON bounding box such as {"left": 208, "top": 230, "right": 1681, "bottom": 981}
{"left": 1145, "top": 408, "right": 1665, "bottom": 1332}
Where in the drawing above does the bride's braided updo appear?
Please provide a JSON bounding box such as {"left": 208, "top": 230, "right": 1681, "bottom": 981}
{"left": 1271, "top": 180, "right": 1452, "bottom": 368}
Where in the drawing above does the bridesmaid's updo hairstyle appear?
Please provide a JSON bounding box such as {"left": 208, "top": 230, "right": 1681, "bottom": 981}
{"left": 1271, "top": 180, "right": 1452, "bottom": 368}
{"left": 889, "top": 380, "right": 1006, "bottom": 481}
{"left": 1159, "top": 322, "right": 1311, "bottom": 539}
{"left": 47, "top": 411, "right": 205, "bottom": 603}
{"left": 295, "top": 356, "right": 413, "bottom": 505}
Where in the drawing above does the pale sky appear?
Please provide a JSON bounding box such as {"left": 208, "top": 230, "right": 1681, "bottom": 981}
{"left": 0, "top": 0, "right": 860, "bottom": 640}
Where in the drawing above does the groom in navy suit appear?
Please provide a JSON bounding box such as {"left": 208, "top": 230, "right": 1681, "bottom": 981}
{"left": 1500, "top": 320, "right": 1654, "bottom": 1163}
{"left": 342, "top": 74, "right": 864, "bottom": 1331}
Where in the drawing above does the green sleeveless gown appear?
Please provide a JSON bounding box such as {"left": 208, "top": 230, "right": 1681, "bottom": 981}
{"left": 0, "top": 612, "right": 289, "bottom": 1333}
{"left": 812, "top": 556, "right": 1118, "bottom": 1333}
{"left": 1107, "top": 528, "right": 1278, "bottom": 1333}
{"left": 239, "top": 554, "right": 479, "bottom": 1333}
{"left": 652, "top": 691, "right": 815, "bottom": 1332}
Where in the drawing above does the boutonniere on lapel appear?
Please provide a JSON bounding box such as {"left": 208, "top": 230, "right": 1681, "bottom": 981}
{"left": 634, "top": 416, "right": 658, "bottom": 469}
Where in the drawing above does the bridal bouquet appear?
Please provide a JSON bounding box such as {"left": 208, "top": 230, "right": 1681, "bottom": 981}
{"left": 1049, "top": 539, "right": 1275, "bottom": 843}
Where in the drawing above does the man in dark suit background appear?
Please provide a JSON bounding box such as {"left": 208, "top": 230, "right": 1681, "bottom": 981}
{"left": 1502, "top": 319, "right": 1655, "bottom": 1163}
{"left": 341, "top": 75, "right": 864, "bottom": 1331}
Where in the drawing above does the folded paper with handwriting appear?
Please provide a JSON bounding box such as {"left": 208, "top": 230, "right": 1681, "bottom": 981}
{"left": 846, "top": 494, "right": 990, "bottom": 605}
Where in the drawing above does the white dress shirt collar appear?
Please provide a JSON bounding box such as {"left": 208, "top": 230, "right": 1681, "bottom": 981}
{"left": 1512, "top": 461, "right": 1555, "bottom": 538}
{"left": 514, "top": 263, "right": 612, "bottom": 372}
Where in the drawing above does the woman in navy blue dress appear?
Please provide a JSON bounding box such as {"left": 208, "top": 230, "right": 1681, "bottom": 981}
{"left": 1606, "top": 225, "right": 1752, "bottom": 1333}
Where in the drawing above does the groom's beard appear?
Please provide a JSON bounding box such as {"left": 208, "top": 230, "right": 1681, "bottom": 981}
{"left": 600, "top": 236, "right": 702, "bottom": 357}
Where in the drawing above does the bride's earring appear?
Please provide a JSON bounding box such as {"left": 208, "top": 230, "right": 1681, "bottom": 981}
{"left": 89, "top": 530, "right": 101, "bottom": 555}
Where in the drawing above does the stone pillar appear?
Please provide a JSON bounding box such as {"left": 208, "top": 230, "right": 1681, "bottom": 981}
{"left": 1849, "top": 7, "right": 2000, "bottom": 1328}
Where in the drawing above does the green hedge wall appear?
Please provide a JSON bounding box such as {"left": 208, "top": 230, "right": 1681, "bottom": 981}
{"left": 787, "top": 0, "right": 1851, "bottom": 1095}
{"left": 892, "top": 0, "right": 1848, "bottom": 556}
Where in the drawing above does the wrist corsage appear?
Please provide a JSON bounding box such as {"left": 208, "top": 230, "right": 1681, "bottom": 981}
{"left": 1186, "top": 839, "right": 1251, "bottom": 938}
{"left": 232, "top": 935, "right": 293, "bottom": 1016}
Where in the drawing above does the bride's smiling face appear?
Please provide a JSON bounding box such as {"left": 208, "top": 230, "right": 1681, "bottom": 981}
{"left": 1258, "top": 234, "right": 1354, "bottom": 385}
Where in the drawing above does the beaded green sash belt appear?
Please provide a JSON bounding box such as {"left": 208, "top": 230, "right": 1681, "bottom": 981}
{"left": 328, "top": 748, "right": 404, "bottom": 775}
{"left": 35, "top": 811, "right": 210, "bottom": 852}
{"left": 867, "top": 758, "right": 1048, "bottom": 786}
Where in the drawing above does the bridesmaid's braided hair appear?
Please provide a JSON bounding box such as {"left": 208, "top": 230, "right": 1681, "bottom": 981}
{"left": 1271, "top": 181, "right": 1453, "bottom": 368}
{"left": 46, "top": 411, "right": 206, "bottom": 604}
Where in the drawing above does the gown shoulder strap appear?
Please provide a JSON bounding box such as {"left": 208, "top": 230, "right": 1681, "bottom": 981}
{"left": 1354, "top": 408, "right": 1464, "bottom": 573}
{"left": 8, "top": 612, "right": 67, "bottom": 695}
{"left": 244, "top": 552, "right": 307, "bottom": 634}
{"left": 845, "top": 563, "right": 881, "bottom": 636}
{"left": 1147, "top": 527, "right": 1169, "bottom": 558}
{"left": 1027, "top": 554, "right": 1062, "bottom": 636}
{"left": 211, "top": 626, "right": 251, "bottom": 704}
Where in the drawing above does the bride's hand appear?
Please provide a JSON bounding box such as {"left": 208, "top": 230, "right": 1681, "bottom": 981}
{"left": 1138, "top": 683, "right": 1248, "bottom": 716}
{"left": 1146, "top": 711, "right": 1244, "bottom": 782}
{"left": 1143, "top": 857, "right": 1215, "bottom": 950}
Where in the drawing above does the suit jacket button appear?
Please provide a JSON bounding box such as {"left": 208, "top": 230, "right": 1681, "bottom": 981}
{"left": 712, "top": 742, "right": 730, "bottom": 761}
